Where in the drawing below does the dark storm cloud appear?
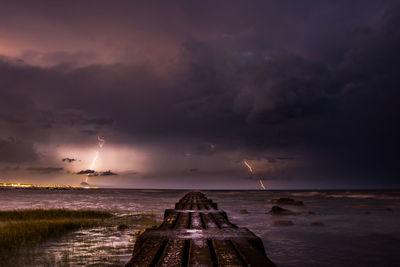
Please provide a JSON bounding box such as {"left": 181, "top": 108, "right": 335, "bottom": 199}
{"left": 265, "top": 157, "right": 292, "bottom": 164}
{"left": 57, "top": 112, "right": 113, "bottom": 127}
{"left": 0, "top": 137, "right": 38, "bottom": 163}
{"left": 99, "top": 171, "right": 117, "bottom": 176}
{"left": 86, "top": 117, "right": 113, "bottom": 126}
{"left": 62, "top": 158, "right": 76, "bottom": 163}
{"left": 76, "top": 169, "right": 95, "bottom": 175}
{"left": 0, "top": 0, "right": 399, "bottom": 187}
{"left": 0, "top": 166, "right": 20, "bottom": 171}
{"left": 81, "top": 130, "right": 98, "bottom": 136}
{"left": 88, "top": 170, "right": 117, "bottom": 177}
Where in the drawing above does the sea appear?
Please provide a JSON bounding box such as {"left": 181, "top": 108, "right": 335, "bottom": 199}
{"left": 0, "top": 189, "right": 399, "bottom": 266}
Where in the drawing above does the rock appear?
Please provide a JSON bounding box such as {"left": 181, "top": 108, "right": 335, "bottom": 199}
{"left": 267, "top": 206, "right": 292, "bottom": 215}
{"left": 239, "top": 209, "right": 249, "bottom": 214}
{"left": 311, "top": 221, "right": 324, "bottom": 226}
{"left": 117, "top": 224, "right": 128, "bottom": 230}
{"left": 273, "top": 220, "right": 294, "bottom": 226}
{"left": 270, "top": 198, "right": 304, "bottom": 205}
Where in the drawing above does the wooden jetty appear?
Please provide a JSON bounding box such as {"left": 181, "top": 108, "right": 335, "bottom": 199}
{"left": 125, "top": 191, "right": 276, "bottom": 267}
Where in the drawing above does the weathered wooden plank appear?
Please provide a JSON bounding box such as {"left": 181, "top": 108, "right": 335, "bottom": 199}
{"left": 231, "top": 239, "right": 276, "bottom": 267}
{"left": 190, "top": 212, "right": 203, "bottom": 229}
{"left": 212, "top": 212, "right": 234, "bottom": 228}
{"left": 183, "top": 201, "right": 191, "bottom": 210}
{"left": 212, "top": 239, "right": 245, "bottom": 266}
{"left": 125, "top": 238, "right": 166, "bottom": 266}
{"left": 125, "top": 192, "right": 276, "bottom": 267}
{"left": 198, "top": 202, "right": 206, "bottom": 210}
{"left": 156, "top": 239, "right": 186, "bottom": 267}
{"left": 192, "top": 202, "right": 199, "bottom": 210}
{"left": 174, "top": 212, "right": 189, "bottom": 229}
{"left": 201, "top": 213, "right": 219, "bottom": 229}
{"left": 175, "top": 203, "right": 184, "bottom": 209}
{"left": 188, "top": 239, "right": 215, "bottom": 266}
{"left": 159, "top": 212, "right": 178, "bottom": 230}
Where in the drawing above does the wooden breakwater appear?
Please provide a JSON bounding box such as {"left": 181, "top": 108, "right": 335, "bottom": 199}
{"left": 125, "top": 191, "right": 276, "bottom": 267}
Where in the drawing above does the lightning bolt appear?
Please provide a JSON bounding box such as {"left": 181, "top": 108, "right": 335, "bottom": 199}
{"left": 98, "top": 136, "right": 105, "bottom": 148}
{"left": 259, "top": 178, "right": 266, "bottom": 190}
{"left": 243, "top": 160, "right": 254, "bottom": 174}
{"left": 244, "top": 160, "right": 266, "bottom": 189}
{"left": 85, "top": 136, "right": 105, "bottom": 183}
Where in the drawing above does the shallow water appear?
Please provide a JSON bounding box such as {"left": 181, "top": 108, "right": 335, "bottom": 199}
{"left": 0, "top": 189, "right": 399, "bottom": 266}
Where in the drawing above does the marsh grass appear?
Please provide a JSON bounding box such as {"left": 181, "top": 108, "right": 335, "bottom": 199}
{"left": 0, "top": 209, "right": 113, "bottom": 264}
{"left": 0, "top": 219, "right": 100, "bottom": 247}
{"left": 0, "top": 209, "right": 161, "bottom": 266}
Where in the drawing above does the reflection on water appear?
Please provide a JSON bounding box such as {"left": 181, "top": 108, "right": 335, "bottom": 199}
{"left": 205, "top": 190, "right": 400, "bottom": 267}
{"left": 0, "top": 189, "right": 399, "bottom": 266}
{"left": 36, "top": 226, "right": 136, "bottom": 266}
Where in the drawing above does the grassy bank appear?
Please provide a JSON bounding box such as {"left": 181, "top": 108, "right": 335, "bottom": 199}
{"left": 0, "top": 209, "right": 161, "bottom": 266}
{"left": 0, "top": 209, "right": 113, "bottom": 263}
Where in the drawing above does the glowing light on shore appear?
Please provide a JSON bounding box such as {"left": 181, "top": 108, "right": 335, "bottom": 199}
{"left": 0, "top": 182, "right": 97, "bottom": 189}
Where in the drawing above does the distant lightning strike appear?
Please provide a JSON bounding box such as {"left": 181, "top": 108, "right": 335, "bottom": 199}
{"left": 89, "top": 151, "right": 99, "bottom": 170}
{"left": 98, "top": 136, "right": 105, "bottom": 148}
{"left": 259, "top": 178, "right": 266, "bottom": 190}
{"left": 243, "top": 160, "right": 254, "bottom": 174}
{"left": 85, "top": 136, "right": 105, "bottom": 183}
{"left": 244, "top": 160, "right": 266, "bottom": 190}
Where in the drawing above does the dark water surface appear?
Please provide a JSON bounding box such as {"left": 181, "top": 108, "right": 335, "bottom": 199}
{"left": 0, "top": 189, "right": 399, "bottom": 266}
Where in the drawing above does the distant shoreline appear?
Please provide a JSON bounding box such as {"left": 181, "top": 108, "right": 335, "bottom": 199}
{"left": 1, "top": 186, "right": 398, "bottom": 191}
{"left": 0, "top": 183, "right": 97, "bottom": 190}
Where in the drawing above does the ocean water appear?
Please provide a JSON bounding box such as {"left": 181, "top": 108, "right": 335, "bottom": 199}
{"left": 0, "top": 189, "right": 399, "bottom": 266}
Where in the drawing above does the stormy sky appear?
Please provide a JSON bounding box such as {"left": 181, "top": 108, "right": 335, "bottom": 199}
{"left": 0, "top": 0, "right": 399, "bottom": 189}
